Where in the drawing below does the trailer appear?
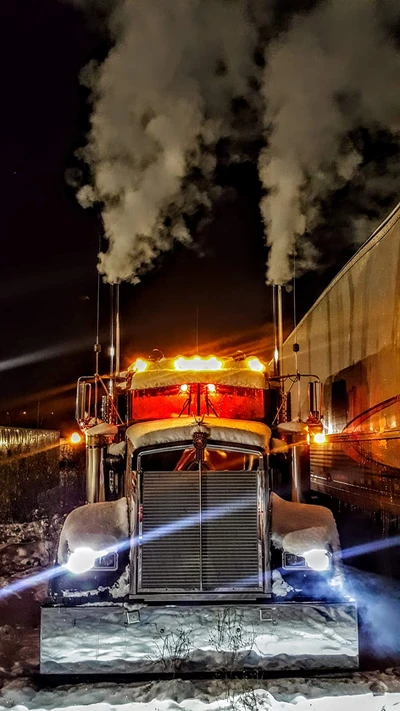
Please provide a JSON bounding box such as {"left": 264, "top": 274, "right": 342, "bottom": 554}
{"left": 281, "top": 201, "right": 400, "bottom": 513}
{"left": 40, "top": 353, "right": 358, "bottom": 674}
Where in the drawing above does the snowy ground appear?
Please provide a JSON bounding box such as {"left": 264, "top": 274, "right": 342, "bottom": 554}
{"left": 2, "top": 672, "right": 400, "bottom": 711}
{"left": 1, "top": 521, "right": 400, "bottom": 710}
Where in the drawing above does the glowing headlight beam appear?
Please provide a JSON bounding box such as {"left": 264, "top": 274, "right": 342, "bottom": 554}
{"left": 0, "top": 566, "right": 65, "bottom": 601}
{"left": 93, "top": 494, "right": 256, "bottom": 560}
{"left": 338, "top": 534, "right": 400, "bottom": 561}
{"left": 0, "top": 339, "right": 93, "bottom": 373}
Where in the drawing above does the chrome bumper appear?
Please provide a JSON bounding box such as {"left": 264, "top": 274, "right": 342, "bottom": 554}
{"left": 40, "top": 601, "right": 358, "bottom": 674}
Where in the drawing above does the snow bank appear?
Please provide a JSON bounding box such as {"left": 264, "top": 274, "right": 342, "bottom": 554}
{"left": 271, "top": 493, "right": 340, "bottom": 554}
{"left": 57, "top": 498, "right": 128, "bottom": 564}
{"left": 1, "top": 675, "right": 400, "bottom": 711}
{"left": 126, "top": 417, "right": 271, "bottom": 451}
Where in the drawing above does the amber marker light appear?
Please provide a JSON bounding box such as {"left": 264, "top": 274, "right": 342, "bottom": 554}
{"left": 70, "top": 432, "right": 82, "bottom": 445}
{"left": 174, "top": 356, "right": 222, "bottom": 371}
{"left": 207, "top": 384, "right": 216, "bottom": 392}
{"left": 132, "top": 358, "right": 148, "bottom": 373}
{"left": 180, "top": 384, "right": 189, "bottom": 392}
{"left": 246, "top": 357, "right": 265, "bottom": 372}
{"left": 313, "top": 432, "right": 327, "bottom": 445}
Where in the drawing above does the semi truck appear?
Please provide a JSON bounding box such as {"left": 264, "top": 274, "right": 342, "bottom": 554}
{"left": 40, "top": 351, "right": 358, "bottom": 674}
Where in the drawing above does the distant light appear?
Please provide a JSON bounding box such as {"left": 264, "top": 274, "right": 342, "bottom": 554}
{"left": 313, "top": 432, "right": 326, "bottom": 445}
{"left": 70, "top": 432, "right": 82, "bottom": 445}
{"left": 22, "top": 411, "right": 27, "bottom": 415}
{"left": 304, "top": 548, "right": 330, "bottom": 572}
{"left": 132, "top": 358, "right": 148, "bottom": 373}
{"left": 174, "top": 356, "right": 222, "bottom": 372}
{"left": 207, "top": 384, "right": 216, "bottom": 393}
{"left": 180, "top": 384, "right": 189, "bottom": 392}
{"left": 246, "top": 357, "right": 265, "bottom": 373}
{"left": 66, "top": 547, "right": 96, "bottom": 575}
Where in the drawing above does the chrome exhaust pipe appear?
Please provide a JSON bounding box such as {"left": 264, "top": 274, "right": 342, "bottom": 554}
{"left": 85, "top": 432, "right": 106, "bottom": 503}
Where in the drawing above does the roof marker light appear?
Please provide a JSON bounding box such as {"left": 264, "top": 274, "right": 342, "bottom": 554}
{"left": 132, "top": 358, "right": 148, "bottom": 373}
{"left": 174, "top": 356, "right": 222, "bottom": 372}
{"left": 246, "top": 357, "right": 265, "bottom": 372}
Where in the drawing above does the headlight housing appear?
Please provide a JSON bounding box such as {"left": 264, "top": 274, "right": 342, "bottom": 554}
{"left": 66, "top": 547, "right": 118, "bottom": 575}
{"left": 282, "top": 548, "right": 331, "bottom": 572}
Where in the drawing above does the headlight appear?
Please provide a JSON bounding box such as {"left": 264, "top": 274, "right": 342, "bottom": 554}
{"left": 304, "top": 548, "right": 331, "bottom": 571}
{"left": 66, "top": 547, "right": 97, "bottom": 574}
{"left": 282, "top": 548, "right": 331, "bottom": 571}
{"left": 66, "top": 547, "right": 118, "bottom": 574}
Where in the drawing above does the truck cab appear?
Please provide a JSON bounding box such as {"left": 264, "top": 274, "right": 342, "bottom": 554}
{"left": 41, "top": 354, "right": 358, "bottom": 675}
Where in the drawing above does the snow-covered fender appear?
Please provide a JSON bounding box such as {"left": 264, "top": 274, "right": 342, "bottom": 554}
{"left": 49, "top": 498, "right": 130, "bottom": 603}
{"left": 270, "top": 493, "right": 344, "bottom": 600}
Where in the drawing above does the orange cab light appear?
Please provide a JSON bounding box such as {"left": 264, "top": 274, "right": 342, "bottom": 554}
{"left": 246, "top": 357, "right": 265, "bottom": 372}
{"left": 313, "top": 432, "right": 327, "bottom": 445}
{"left": 70, "top": 432, "right": 82, "bottom": 445}
{"left": 174, "top": 356, "right": 222, "bottom": 372}
{"left": 132, "top": 358, "right": 148, "bottom": 373}
{"left": 207, "top": 384, "right": 216, "bottom": 392}
{"left": 180, "top": 384, "right": 189, "bottom": 392}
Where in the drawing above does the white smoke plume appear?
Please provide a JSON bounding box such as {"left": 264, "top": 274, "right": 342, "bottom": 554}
{"left": 259, "top": 0, "right": 400, "bottom": 285}
{"left": 77, "top": 0, "right": 256, "bottom": 283}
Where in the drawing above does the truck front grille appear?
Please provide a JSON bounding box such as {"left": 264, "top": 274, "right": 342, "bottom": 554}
{"left": 139, "top": 470, "right": 260, "bottom": 592}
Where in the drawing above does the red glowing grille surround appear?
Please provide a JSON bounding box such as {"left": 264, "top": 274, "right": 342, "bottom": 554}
{"left": 131, "top": 384, "right": 264, "bottom": 422}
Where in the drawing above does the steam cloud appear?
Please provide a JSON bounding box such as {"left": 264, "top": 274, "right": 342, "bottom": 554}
{"left": 77, "top": 0, "right": 256, "bottom": 283}
{"left": 260, "top": 0, "right": 400, "bottom": 285}
{"left": 75, "top": 0, "right": 400, "bottom": 286}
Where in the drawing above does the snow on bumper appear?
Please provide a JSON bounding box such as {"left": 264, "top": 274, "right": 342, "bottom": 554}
{"left": 40, "top": 602, "right": 358, "bottom": 674}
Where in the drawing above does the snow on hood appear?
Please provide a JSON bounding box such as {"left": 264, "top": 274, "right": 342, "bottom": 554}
{"left": 57, "top": 498, "right": 129, "bottom": 564}
{"left": 271, "top": 493, "right": 340, "bottom": 554}
{"left": 126, "top": 417, "right": 271, "bottom": 451}
{"left": 108, "top": 441, "right": 126, "bottom": 456}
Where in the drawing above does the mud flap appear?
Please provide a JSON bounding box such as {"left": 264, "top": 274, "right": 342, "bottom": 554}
{"left": 40, "top": 601, "right": 358, "bottom": 674}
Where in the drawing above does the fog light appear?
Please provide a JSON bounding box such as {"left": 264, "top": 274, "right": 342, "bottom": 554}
{"left": 66, "top": 547, "right": 97, "bottom": 574}
{"left": 304, "top": 548, "right": 330, "bottom": 571}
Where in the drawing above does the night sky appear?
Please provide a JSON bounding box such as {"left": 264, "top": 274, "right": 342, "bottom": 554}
{"left": 0, "top": 0, "right": 393, "bottom": 434}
